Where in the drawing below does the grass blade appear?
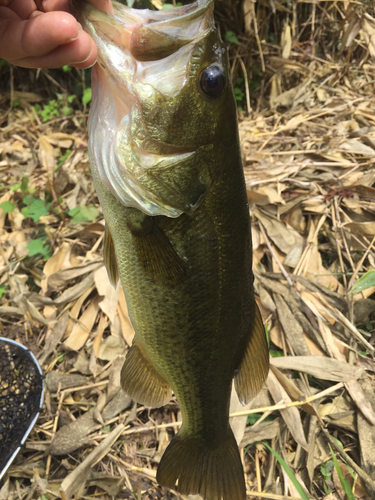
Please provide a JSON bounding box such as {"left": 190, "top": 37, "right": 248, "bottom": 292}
{"left": 262, "top": 442, "right": 310, "bottom": 500}
{"left": 348, "top": 269, "right": 375, "bottom": 294}
{"left": 329, "top": 445, "right": 356, "bottom": 500}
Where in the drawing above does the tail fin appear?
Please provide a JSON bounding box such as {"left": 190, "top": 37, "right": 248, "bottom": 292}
{"left": 156, "top": 427, "right": 246, "bottom": 500}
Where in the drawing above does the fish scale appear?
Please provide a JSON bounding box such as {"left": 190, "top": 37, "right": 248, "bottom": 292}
{"left": 71, "top": 1, "right": 269, "bottom": 498}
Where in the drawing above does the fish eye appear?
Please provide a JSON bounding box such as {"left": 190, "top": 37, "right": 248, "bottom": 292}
{"left": 200, "top": 66, "right": 226, "bottom": 98}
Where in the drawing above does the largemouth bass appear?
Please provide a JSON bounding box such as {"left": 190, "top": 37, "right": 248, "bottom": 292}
{"left": 71, "top": 1, "right": 269, "bottom": 498}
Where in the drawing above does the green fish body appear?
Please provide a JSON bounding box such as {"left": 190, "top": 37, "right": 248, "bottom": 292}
{"left": 72, "top": 1, "right": 269, "bottom": 498}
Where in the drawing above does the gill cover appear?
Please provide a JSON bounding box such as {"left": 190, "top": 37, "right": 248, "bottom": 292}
{"left": 79, "top": 0, "right": 222, "bottom": 217}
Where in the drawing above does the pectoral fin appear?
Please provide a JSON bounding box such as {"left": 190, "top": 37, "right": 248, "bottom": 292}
{"left": 121, "top": 341, "right": 172, "bottom": 407}
{"left": 129, "top": 216, "right": 185, "bottom": 285}
{"left": 103, "top": 226, "right": 119, "bottom": 287}
{"left": 234, "top": 303, "right": 269, "bottom": 405}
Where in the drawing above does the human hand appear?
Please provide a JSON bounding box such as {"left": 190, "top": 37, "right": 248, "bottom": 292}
{"left": 0, "top": 0, "right": 111, "bottom": 69}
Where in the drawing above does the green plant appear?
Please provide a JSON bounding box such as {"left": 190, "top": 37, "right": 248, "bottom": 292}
{"left": 34, "top": 93, "right": 76, "bottom": 122}
{"left": 225, "top": 31, "right": 239, "bottom": 44}
{"left": 265, "top": 323, "right": 270, "bottom": 347}
{"left": 263, "top": 442, "right": 310, "bottom": 500}
{"left": 0, "top": 200, "right": 17, "bottom": 214}
{"left": 55, "top": 149, "right": 73, "bottom": 172}
{"left": 82, "top": 87, "right": 92, "bottom": 105}
{"left": 269, "top": 349, "right": 284, "bottom": 357}
{"left": 21, "top": 194, "right": 51, "bottom": 222}
{"left": 0, "top": 284, "right": 6, "bottom": 298}
{"left": 329, "top": 445, "right": 356, "bottom": 500}
{"left": 26, "top": 239, "right": 52, "bottom": 259}
{"left": 349, "top": 270, "right": 375, "bottom": 294}
{"left": 68, "top": 205, "right": 99, "bottom": 223}
{"left": 10, "top": 176, "right": 32, "bottom": 195}
{"left": 247, "top": 413, "right": 277, "bottom": 426}
{"left": 234, "top": 77, "right": 245, "bottom": 106}
{"left": 320, "top": 460, "right": 334, "bottom": 494}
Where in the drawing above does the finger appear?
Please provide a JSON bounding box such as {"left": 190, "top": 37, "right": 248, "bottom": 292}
{"left": 0, "top": 11, "right": 81, "bottom": 62}
{"left": 4, "top": 0, "right": 37, "bottom": 19}
{"left": 14, "top": 32, "right": 97, "bottom": 68}
{"left": 39, "top": 0, "right": 70, "bottom": 12}
{"left": 41, "top": 0, "right": 113, "bottom": 15}
{"left": 0, "top": 6, "right": 19, "bottom": 19}
{"left": 88, "top": 0, "right": 114, "bottom": 15}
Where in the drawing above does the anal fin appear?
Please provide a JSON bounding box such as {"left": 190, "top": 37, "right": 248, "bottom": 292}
{"left": 234, "top": 302, "right": 269, "bottom": 405}
{"left": 104, "top": 226, "right": 119, "bottom": 287}
{"left": 121, "top": 341, "right": 172, "bottom": 408}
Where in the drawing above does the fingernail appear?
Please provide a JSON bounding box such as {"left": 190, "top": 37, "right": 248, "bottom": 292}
{"left": 69, "top": 44, "right": 94, "bottom": 65}
{"left": 87, "top": 56, "right": 98, "bottom": 68}
{"left": 68, "top": 22, "right": 82, "bottom": 42}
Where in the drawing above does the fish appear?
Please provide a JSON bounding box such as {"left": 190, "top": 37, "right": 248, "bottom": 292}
{"left": 70, "top": 1, "right": 269, "bottom": 499}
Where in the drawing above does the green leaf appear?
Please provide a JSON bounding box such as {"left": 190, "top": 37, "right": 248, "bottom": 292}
{"left": 247, "top": 413, "right": 262, "bottom": 425}
{"left": 225, "top": 31, "right": 239, "bottom": 44}
{"left": 21, "top": 197, "right": 50, "bottom": 222}
{"left": 234, "top": 87, "right": 245, "bottom": 102}
{"left": 82, "top": 87, "right": 92, "bottom": 105}
{"left": 265, "top": 323, "right": 269, "bottom": 348}
{"left": 68, "top": 205, "right": 99, "bottom": 223}
{"left": 26, "top": 239, "right": 51, "bottom": 259}
{"left": 62, "top": 65, "right": 72, "bottom": 72}
{"left": 162, "top": 3, "right": 174, "bottom": 8}
{"left": 349, "top": 270, "right": 375, "bottom": 294}
{"left": 247, "top": 413, "right": 277, "bottom": 425}
{"left": 62, "top": 106, "right": 73, "bottom": 116}
{"left": 0, "top": 284, "right": 6, "bottom": 298}
{"left": 67, "top": 95, "right": 75, "bottom": 103}
{"left": 56, "top": 149, "right": 72, "bottom": 171}
{"left": 320, "top": 460, "right": 334, "bottom": 479}
{"left": 21, "top": 176, "right": 29, "bottom": 194}
{"left": 0, "top": 200, "right": 17, "bottom": 214}
{"left": 263, "top": 442, "right": 310, "bottom": 500}
{"left": 329, "top": 445, "right": 356, "bottom": 500}
{"left": 270, "top": 350, "right": 284, "bottom": 357}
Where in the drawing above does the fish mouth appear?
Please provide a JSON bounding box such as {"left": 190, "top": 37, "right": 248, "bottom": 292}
{"left": 88, "top": 0, "right": 214, "bottom": 62}
{"left": 81, "top": 0, "right": 216, "bottom": 217}
{"left": 81, "top": 0, "right": 214, "bottom": 95}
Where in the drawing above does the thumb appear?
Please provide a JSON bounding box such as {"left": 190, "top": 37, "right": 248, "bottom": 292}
{"left": 0, "top": 11, "right": 81, "bottom": 63}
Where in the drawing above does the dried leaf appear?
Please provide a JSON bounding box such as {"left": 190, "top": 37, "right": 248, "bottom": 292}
{"left": 266, "top": 370, "right": 308, "bottom": 450}
{"left": 118, "top": 288, "right": 135, "bottom": 347}
{"left": 273, "top": 293, "right": 311, "bottom": 356}
{"left": 255, "top": 209, "right": 304, "bottom": 258}
{"left": 94, "top": 265, "right": 120, "bottom": 324}
{"left": 64, "top": 295, "right": 101, "bottom": 351}
{"left": 271, "top": 355, "right": 363, "bottom": 382}
{"left": 48, "top": 260, "right": 103, "bottom": 289}
{"left": 60, "top": 424, "right": 125, "bottom": 499}
{"left": 97, "top": 334, "right": 125, "bottom": 361}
